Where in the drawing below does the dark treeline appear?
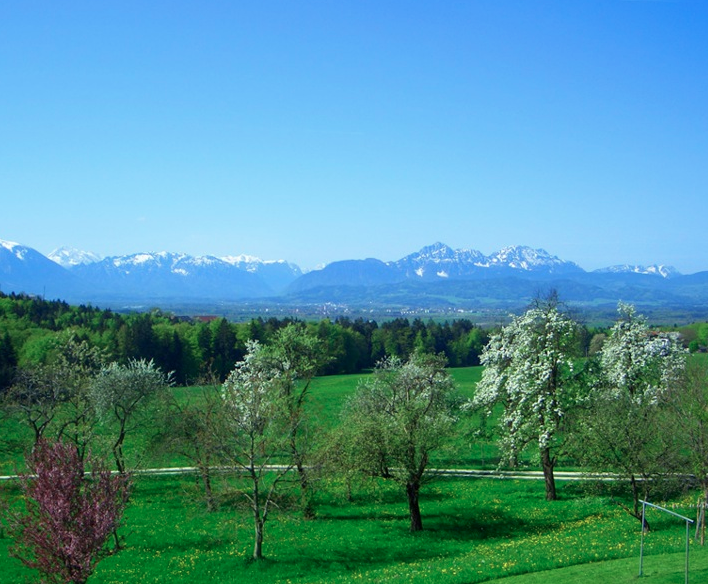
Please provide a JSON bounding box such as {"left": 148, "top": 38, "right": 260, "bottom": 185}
{"left": 0, "top": 292, "right": 491, "bottom": 387}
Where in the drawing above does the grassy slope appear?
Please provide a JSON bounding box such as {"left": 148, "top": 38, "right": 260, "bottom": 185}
{"left": 4, "top": 473, "right": 704, "bottom": 583}
{"left": 492, "top": 551, "right": 708, "bottom": 583}
{"left": 3, "top": 365, "right": 707, "bottom": 582}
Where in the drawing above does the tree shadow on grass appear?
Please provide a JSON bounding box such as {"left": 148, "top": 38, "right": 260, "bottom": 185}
{"left": 318, "top": 501, "right": 545, "bottom": 544}
{"left": 422, "top": 507, "right": 539, "bottom": 542}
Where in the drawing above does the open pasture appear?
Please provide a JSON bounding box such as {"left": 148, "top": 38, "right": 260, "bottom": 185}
{"left": 2, "top": 365, "right": 705, "bottom": 582}
{"left": 3, "top": 471, "right": 704, "bottom": 583}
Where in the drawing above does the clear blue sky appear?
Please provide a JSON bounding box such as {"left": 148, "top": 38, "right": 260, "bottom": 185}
{"left": 1, "top": 1, "right": 707, "bottom": 273}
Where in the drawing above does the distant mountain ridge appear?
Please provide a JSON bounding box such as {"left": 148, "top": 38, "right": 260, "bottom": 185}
{"left": 288, "top": 242, "right": 628, "bottom": 293}
{"left": 48, "top": 246, "right": 102, "bottom": 268}
{"left": 593, "top": 264, "right": 680, "bottom": 278}
{"left": 1, "top": 240, "right": 80, "bottom": 296}
{"left": 2, "top": 238, "right": 706, "bottom": 317}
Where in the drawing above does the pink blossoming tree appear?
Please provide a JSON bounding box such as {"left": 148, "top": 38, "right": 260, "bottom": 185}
{"left": 6, "top": 439, "right": 131, "bottom": 584}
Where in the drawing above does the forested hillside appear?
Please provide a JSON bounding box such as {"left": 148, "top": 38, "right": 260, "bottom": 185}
{"left": 0, "top": 292, "right": 492, "bottom": 387}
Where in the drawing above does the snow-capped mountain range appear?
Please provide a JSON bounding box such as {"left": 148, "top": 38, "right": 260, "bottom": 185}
{"left": 594, "top": 264, "right": 680, "bottom": 278}
{"left": 48, "top": 246, "right": 102, "bottom": 268}
{"left": 2, "top": 238, "right": 706, "bottom": 312}
{"left": 397, "top": 243, "right": 584, "bottom": 279}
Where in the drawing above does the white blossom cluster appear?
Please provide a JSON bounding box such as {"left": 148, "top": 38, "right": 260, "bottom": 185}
{"left": 221, "top": 340, "right": 285, "bottom": 434}
{"left": 599, "top": 302, "right": 686, "bottom": 404}
{"left": 472, "top": 303, "right": 578, "bottom": 461}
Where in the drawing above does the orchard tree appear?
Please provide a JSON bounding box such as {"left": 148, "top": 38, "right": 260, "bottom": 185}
{"left": 665, "top": 358, "right": 708, "bottom": 542}
{"left": 471, "top": 293, "right": 580, "bottom": 501}
{"left": 6, "top": 364, "right": 72, "bottom": 446}
{"left": 573, "top": 303, "right": 686, "bottom": 528}
{"left": 2, "top": 334, "right": 105, "bottom": 457}
{"left": 220, "top": 340, "right": 295, "bottom": 561}
{"left": 259, "top": 324, "right": 327, "bottom": 518}
{"left": 52, "top": 335, "right": 107, "bottom": 462}
{"left": 91, "top": 359, "right": 172, "bottom": 474}
{"left": 156, "top": 382, "right": 225, "bottom": 512}
{"left": 598, "top": 303, "right": 685, "bottom": 400}
{"left": 4, "top": 439, "right": 131, "bottom": 584}
{"left": 338, "top": 351, "right": 457, "bottom": 531}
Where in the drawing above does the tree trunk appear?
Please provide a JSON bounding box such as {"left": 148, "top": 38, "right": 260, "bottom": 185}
{"left": 112, "top": 423, "right": 127, "bottom": 475}
{"left": 251, "top": 463, "right": 265, "bottom": 561}
{"left": 631, "top": 475, "right": 650, "bottom": 532}
{"left": 113, "top": 441, "right": 125, "bottom": 475}
{"left": 111, "top": 527, "right": 122, "bottom": 552}
{"left": 541, "top": 446, "right": 557, "bottom": 501}
{"left": 407, "top": 481, "right": 423, "bottom": 532}
{"left": 199, "top": 463, "right": 215, "bottom": 512}
{"left": 296, "top": 461, "right": 315, "bottom": 519}
{"left": 253, "top": 518, "right": 264, "bottom": 560}
{"left": 702, "top": 506, "right": 706, "bottom": 546}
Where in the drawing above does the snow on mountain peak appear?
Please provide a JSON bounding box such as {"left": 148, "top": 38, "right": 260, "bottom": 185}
{"left": 48, "top": 246, "right": 102, "bottom": 268}
{"left": 1, "top": 239, "right": 20, "bottom": 250}
{"left": 1, "top": 239, "right": 21, "bottom": 252}
{"left": 417, "top": 242, "right": 455, "bottom": 259}
{"left": 397, "top": 243, "right": 582, "bottom": 278}
{"left": 594, "top": 264, "right": 680, "bottom": 278}
{"left": 1, "top": 239, "right": 32, "bottom": 261}
{"left": 221, "top": 255, "right": 302, "bottom": 278}
{"left": 221, "top": 255, "right": 264, "bottom": 272}
{"left": 487, "top": 245, "right": 580, "bottom": 272}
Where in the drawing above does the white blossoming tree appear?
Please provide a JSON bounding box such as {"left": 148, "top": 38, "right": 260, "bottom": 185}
{"left": 599, "top": 302, "right": 685, "bottom": 401}
{"left": 219, "top": 341, "right": 304, "bottom": 560}
{"left": 91, "top": 359, "right": 172, "bottom": 474}
{"left": 574, "top": 302, "right": 686, "bottom": 528}
{"left": 260, "top": 324, "right": 327, "bottom": 519}
{"left": 471, "top": 293, "right": 580, "bottom": 501}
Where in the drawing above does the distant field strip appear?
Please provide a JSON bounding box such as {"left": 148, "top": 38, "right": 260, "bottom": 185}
{"left": 0, "top": 466, "right": 621, "bottom": 481}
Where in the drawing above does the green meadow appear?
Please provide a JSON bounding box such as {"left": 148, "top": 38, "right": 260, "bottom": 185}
{"left": 2, "top": 366, "right": 706, "bottom": 582}
{"left": 3, "top": 473, "right": 704, "bottom": 583}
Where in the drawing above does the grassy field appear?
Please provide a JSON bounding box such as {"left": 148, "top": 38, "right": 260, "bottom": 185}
{"left": 2, "top": 365, "right": 706, "bottom": 583}
{"left": 3, "top": 471, "right": 704, "bottom": 583}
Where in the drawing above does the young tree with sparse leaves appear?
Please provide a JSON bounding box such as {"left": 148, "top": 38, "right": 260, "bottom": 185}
{"left": 338, "top": 351, "right": 457, "bottom": 531}
{"left": 4, "top": 439, "right": 131, "bottom": 584}
{"left": 51, "top": 335, "right": 107, "bottom": 462}
{"left": 6, "top": 364, "right": 72, "bottom": 446}
{"left": 91, "top": 359, "right": 172, "bottom": 474}
{"left": 155, "top": 381, "right": 225, "bottom": 512}
{"left": 258, "top": 324, "right": 327, "bottom": 518}
{"left": 219, "top": 340, "right": 294, "bottom": 561}
{"left": 470, "top": 293, "right": 581, "bottom": 501}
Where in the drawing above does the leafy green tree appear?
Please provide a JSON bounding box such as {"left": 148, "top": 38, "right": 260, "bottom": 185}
{"left": 51, "top": 334, "right": 106, "bottom": 462}
{"left": 315, "top": 320, "right": 365, "bottom": 375}
{"left": 471, "top": 293, "right": 581, "bottom": 501}
{"left": 665, "top": 358, "right": 708, "bottom": 542}
{"left": 262, "top": 324, "right": 327, "bottom": 517}
{"left": 211, "top": 318, "right": 240, "bottom": 381}
{"left": 117, "top": 313, "right": 156, "bottom": 362}
{"left": 196, "top": 322, "right": 214, "bottom": 376}
{"left": 0, "top": 330, "right": 17, "bottom": 392}
{"left": 338, "top": 352, "right": 457, "bottom": 531}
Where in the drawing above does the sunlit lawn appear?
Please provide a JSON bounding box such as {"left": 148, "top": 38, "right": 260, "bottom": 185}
{"left": 3, "top": 366, "right": 704, "bottom": 583}
{"left": 2, "top": 473, "right": 703, "bottom": 583}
